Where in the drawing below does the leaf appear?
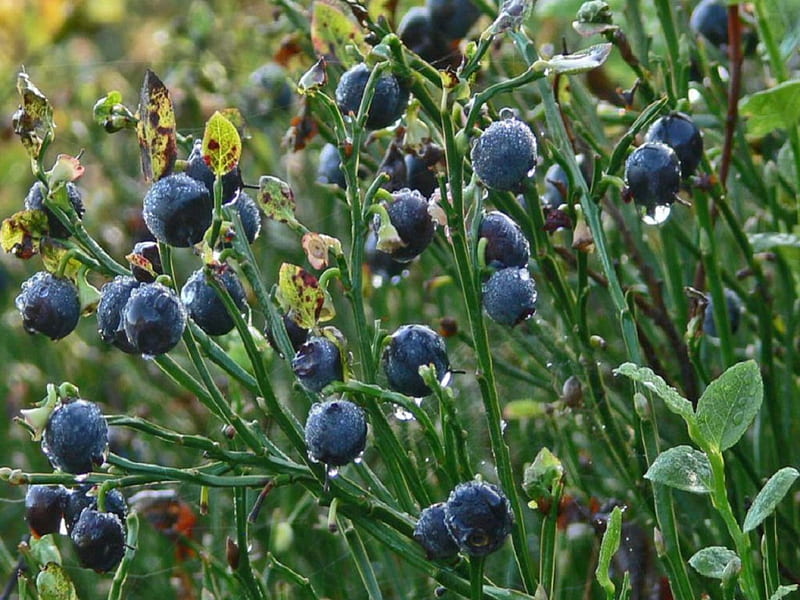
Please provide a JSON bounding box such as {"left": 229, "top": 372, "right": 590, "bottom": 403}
{"left": 614, "top": 363, "right": 695, "bottom": 423}
{"left": 749, "top": 232, "right": 800, "bottom": 251}
{"left": 595, "top": 505, "right": 622, "bottom": 597}
{"left": 695, "top": 360, "right": 762, "bottom": 451}
{"left": 645, "top": 445, "right": 712, "bottom": 493}
{"left": 689, "top": 546, "right": 740, "bottom": 579}
{"left": 302, "top": 232, "right": 342, "bottom": 269}
{"left": 503, "top": 399, "right": 549, "bottom": 420}
{"left": 29, "top": 534, "right": 62, "bottom": 567}
{"left": 743, "top": 467, "right": 799, "bottom": 533}
{"left": 534, "top": 43, "right": 613, "bottom": 75}
{"left": 739, "top": 80, "right": 800, "bottom": 137}
{"left": 310, "top": 1, "right": 365, "bottom": 68}
{"left": 13, "top": 71, "right": 55, "bottom": 160}
{"left": 1, "top": 210, "right": 48, "bottom": 259}
{"left": 257, "top": 176, "right": 299, "bottom": 227}
{"left": 136, "top": 69, "right": 177, "bottom": 182}
{"left": 770, "top": 585, "right": 799, "bottom": 600}
{"left": 276, "top": 263, "right": 326, "bottom": 329}
{"left": 36, "top": 562, "right": 77, "bottom": 600}
{"left": 40, "top": 241, "right": 82, "bottom": 280}
{"left": 202, "top": 111, "right": 242, "bottom": 177}
{"left": 93, "top": 90, "right": 136, "bottom": 133}
{"left": 522, "top": 447, "right": 564, "bottom": 500}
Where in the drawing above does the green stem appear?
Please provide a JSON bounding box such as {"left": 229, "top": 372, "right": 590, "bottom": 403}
{"left": 470, "top": 556, "right": 485, "bottom": 600}
{"left": 234, "top": 487, "right": 267, "bottom": 600}
{"left": 107, "top": 513, "right": 139, "bottom": 600}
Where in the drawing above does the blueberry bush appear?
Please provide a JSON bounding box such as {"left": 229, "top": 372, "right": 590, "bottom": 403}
{"left": 1, "top": 0, "right": 800, "bottom": 599}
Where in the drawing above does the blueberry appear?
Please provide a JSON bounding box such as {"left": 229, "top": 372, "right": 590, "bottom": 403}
{"left": 143, "top": 173, "right": 213, "bottom": 247}
{"left": 64, "top": 485, "right": 128, "bottom": 536}
{"left": 70, "top": 509, "right": 126, "bottom": 572}
{"left": 317, "top": 143, "right": 347, "bottom": 189}
{"left": 444, "top": 480, "right": 513, "bottom": 557}
{"left": 15, "top": 271, "right": 81, "bottom": 340}
{"left": 129, "top": 241, "right": 163, "bottom": 283}
{"left": 482, "top": 267, "right": 537, "bottom": 326}
{"left": 304, "top": 399, "right": 367, "bottom": 466}
{"left": 428, "top": 0, "right": 481, "bottom": 40}
{"left": 624, "top": 142, "right": 681, "bottom": 215}
{"left": 405, "top": 153, "right": 439, "bottom": 198}
{"left": 185, "top": 139, "right": 243, "bottom": 203}
{"left": 689, "top": 0, "right": 728, "bottom": 47}
{"left": 644, "top": 112, "right": 703, "bottom": 178}
{"left": 181, "top": 267, "right": 247, "bottom": 336}
{"left": 471, "top": 117, "right": 537, "bottom": 192}
{"left": 243, "top": 62, "right": 293, "bottom": 118}
{"left": 97, "top": 276, "right": 142, "bottom": 353}
{"left": 24, "top": 181, "right": 85, "bottom": 239}
{"left": 542, "top": 163, "right": 570, "bottom": 209}
{"left": 703, "top": 289, "right": 741, "bottom": 338}
{"left": 291, "top": 336, "right": 344, "bottom": 393}
{"left": 223, "top": 191, "right": 261, "bottom": 244}
{"left": 398, "top": 6, "right": 453, "bottom": 65}
{"left": 335, "top": 63, "right": 405, "bottom": 130}
{"left": 376, "top": 188, "right": 436, "bottom": 262}
{"left": 364, "top": 230, "right": 406, "bottom": 282}
{"left": 413, "top": 502, "right": 460, "bottom": 560}
{"left": 478, "top": 211, "right": 530, "bottom": 269}
{"left": 381, "top": 324, "right": 450, "bottom": 397}
{"left": 265, "top": 312, "right": 309, "bottom": 355}
{"left": 43, "top": 398, "right": 108, "bottom": 474}
{"left": 121, "top": 282, "right": 186, "bottom": 356}
{"left": 25, "top": 485, "right": 67, "bottom": 538}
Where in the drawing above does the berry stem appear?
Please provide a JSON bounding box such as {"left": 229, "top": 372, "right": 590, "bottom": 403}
{"left": 469, "top": 556, "right": 485, "bottom": 600}
{"left": 107, "top": 512, "right": 138, "bottom": 600}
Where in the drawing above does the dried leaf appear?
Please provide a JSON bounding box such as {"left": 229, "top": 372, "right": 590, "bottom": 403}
{"left": 302, "top": 232, "right": 343, "bottom": 269}
{"left": 136, "top": 69, "right": 178, "bottom": 182}
{"left": 202, "top": 111, "right": 242, "bottom": 177}
{"left": 298, "top": 58, "right": 328, "bottom": 94}
{"left": 13, "top": 72, "right": 55, "bottom": 161}
{"left": 1, "top": 210, "right": 48, "bottom": 258}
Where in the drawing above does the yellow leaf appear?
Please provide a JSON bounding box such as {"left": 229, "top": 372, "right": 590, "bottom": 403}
{"left": 136, "top": 70, "right": 177, "bottom": 182}
{"left": 202, "top": 111, "right": 242, "bottom": 177}
{"left": 310, "top": 1, "right": 365, "bottom": 68}
{"left": 276, "top": 263, "right": 325, "bottom": 329}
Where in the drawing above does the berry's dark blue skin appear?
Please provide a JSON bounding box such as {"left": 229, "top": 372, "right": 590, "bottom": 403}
{"left": 444, "top": 480, "right": 514, "bottom": 557}
{"left": 624, "top": 142, "right": 681, "bottom": 213}
{"left": 304, "top": 399, "right": 367, "bottom": 466}
{"left": 25, "top": 485, "right": 67, "bottom": 538}
{"left": 378, "top": 189, "right": 436, "bottom": 262}
{"left": 121, "top": 282, "right": 186, "bottom": 356}
{"left": 482, "top": 267, "right": 537, "bottom": 326}
{"left": 130, "top": 241, "right": 163, "bottom": 283}
{"left": 43, "top": 398, "right": 108, "bottom": 474}
{"left": 398, "top": 6, "right": 453, "bottom": 66}
{"left": 15, "top": 271, "right": 81, "bottom": 340}
{"left": 265, "top": 312, "right": 309, "bottom": 356}
{"left": 690, "top": 0, "right": 729, "bottom": 47}
{"left": 64, "top": 485, "right": 128, "bottom": 535}
{"left": 405, "top": 153, "right": 439, "bottom": 198}
{"left": 143, "top": 173, "right": 213, "bottom": 247}
{"left": 471, "top": 117, "right": 537, "bottom": 192}
{"left": 542, "top": 163, "right": 570, "bottom": 209}
{"left": 413, "top": 502, "right": 460, "bottom": 560}
{"left": 381, "top": 324, "right": 450, "bottom": 397}
{"left": 292, "top": 336, "right": 344, "bottom": 393}
{"left": 335, "top": 64, "right": 405, "bottom": 130}
{"left": 97, "top": 276, "right": 142, "bottom": 354}
{"left": 223, "top": 191, "right": 261, "bottom": 244}
{"left": 478, "top": 211, "right": 530, "bottom": 269}
{"left": 70, "top": 509, "right": 126, "bottom": 573}
{"left": 24, "top": 181, "right": 85, "bottom": 238}
{"left": 185, "top": 139, "right": 243, "bottom": 203}
{"left": 428, "top": 0, "right": 481, "bottom": 40}
{"left": 181, "top": 267, "right": 247, "bottom": 336}
{"left": 703, "top": 289, "right": 742, "bottom": 338}
{"left": 644, "top": 112, "right": 703, "bottom": 178}
{"left": 317, "top": 143, "right": 347, "bottom": 189}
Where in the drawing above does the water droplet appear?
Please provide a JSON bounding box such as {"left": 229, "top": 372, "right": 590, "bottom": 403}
{"left": 501, "top": 420, "right": 508, "bottom": 434}
{"left": 141, "top": 353, "right": 155, "bottom": 361}
{"left": 354, "top": 453, "right": 363, "bottom": 464}
{"left": 641, "top": 204, "right": 671, "bottom": 225}
{"left": 393, "top": 405, "right": 415, "bottom": 421}
{"left": 732, "top": 411, "right": 744, "bottom": 425}
{"left": 327, "top": 465, "right": 339, "bottom": 478}
{"left": 440, "top": 371, "right": 453, "bottom": 388}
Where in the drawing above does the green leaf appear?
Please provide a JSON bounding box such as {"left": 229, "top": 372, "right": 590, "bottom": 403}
{"left": 12, "top": 71, "right": 55, "bottom": 161}
{"left": 695, "top": 360, "right": 763, "bottom": 451}
{"left": 688, "top": 546, "right": 740, "bottom": 579}
{"left": 36, "top": 562, "right": 77, "bottom": 600}
{"left": 136, "top": 69, "right": 177, "bottom": 181}
{"left": 310, "top": 1, "right": 365, "bottom": 69}
{"left": 29, "top": 535, "right": 62, "bottom": 567}
{"left": 770, "top": 585, "right": 799, "bottom": 600}
{"left": 257, "top": 175, "right": 300, "bottom": 228}
{"left": 614, "top": 363, "right": 695, "bottom": 423}
{"left": 644, "top": 445, "right": 712, "bottom": 494}
{"left": 92, "top": 90, "right": 136, "bottom": 133}
{"left": 275, "top": 263, "right": 332, "bottom": 329}
{"left": 503, "top": 399, "right": 549, "bottom": 420}
{"left": 743, "top": 467, "right": 799, "bottom": 533}
{"left": 749, "top": 232, "right": 800, "bottom": 252}
{"left": 739, "top": 80, "right": 800, "bottom": 137}
{"left": 522, "top": 447, "right": 564, "bottom": 500}
{"left": 595, "top": 505, "right": 622, "bottom": 598}
{"left": 202, "top": 111, "right": 242, "bottom": 177}
{"left": 534, "top": 43, "right": 613, "bottom": 75}
{"left": 1, "top": 210, "right": 48, "bottom": 259}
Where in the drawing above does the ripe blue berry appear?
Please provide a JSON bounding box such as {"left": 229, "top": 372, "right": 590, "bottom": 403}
{"left": 64, "top": 485, "right": 128, "bottom": 536}
{"left": 644, "top": 112, "right": 703, "bottom": 178}
{"left": 129, "top": 241, "right": 163, "bottom": 283}
{"left": 291, "top": 336, "right": 344, "bottom": 393}
{"left": 444, "top": 481, "right": 513, "bottom": 557}
{"left": 70, "top": 509, "right": 126, "bottom": 572}
{"left": 223, "top": 191, "right": 261, "bottom": 244}
{"left": 377, "top": 189, "right": 436, "bottom": 262}
{"left": 97, "top": 276, "right": 142, "bottom": 353}
{"left": 471, "top": 116, "right": 537, "bottom": 192}
{"left": 414, "top": 502, "right": 460, "bottom": 560}
{"left": 121, "top": 282, "right": 186, "bottom": 356}
{"left": 304, "top": 399, "right": 367, "bottom": 466}
{"left": 336, "top": 64, "right": 405, "bottom": 130}
{"left": 381, "top": 324, "right": 450, "bottom": 397}
{"left": 542, "top": 163, "right": 570, "bottom": 209}
{"left": 703, "top": 289, "right": 741, "bottom": 338}
{"left": 16, "top": 271, "right": 81, "bottom": 340}
{"left": 690, "top": 0, "right": 728, "bottom": 47}
{"left": 25, "top": 485, "right": 67, "bottom": 538}
{"left": 43, "top": 398, "right": 108, "bottom": 474}
{"left": 317, "top": 143, "right": 347, "bottom": 189}
{"left": 482, "top": 267, "right": 537, "bottom": 326}
{"left": 478, "top": 211, "right": 530, "bottom": 269}
{"left": 398, "top": 6, "right": 452, "bottom": 65}
{"left": 265, "top": 312, "right": 309, "bottom": 356}
{"left": 185, "top": 139, "right": 243, "bottom": 203}
{"left": 181, "top": 267, "right": 247, "bottom": 336}
{"left": 624, "top": 142, "right": 681, "bottom": 216}
{"left": 24, "top": 181, "right": 85, "bottom": 239}
{"left": 143, "top": 173, "right": 213, "bottom": 247}
{"left": 428, "top": 0, "right": 481, "bottom": 40}
{"left": 405, "top": 153, "right": 439, "bottom": 198}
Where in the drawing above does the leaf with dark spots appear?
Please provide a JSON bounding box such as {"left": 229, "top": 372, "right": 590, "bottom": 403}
{"left": 136, "top": 69, "right": 178, "bottom": 182}
{"left": 1, "top": 210, "right": 48, "bottom": 259}
{"left": 276, "top": 263, "right": 326, "bottom": 329}
{"left": 202, "top": 111, "right": 242, "bottom": 177}
{"left": 13, "top": 71, "right": 55, "bottom": 161}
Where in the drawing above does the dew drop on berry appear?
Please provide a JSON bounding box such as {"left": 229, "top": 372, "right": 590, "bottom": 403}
{"left": 641, "top": 204, "right": 671, "bottom": 225}
{"left": 327, "top": 465, "right": 340, "bottom": 478}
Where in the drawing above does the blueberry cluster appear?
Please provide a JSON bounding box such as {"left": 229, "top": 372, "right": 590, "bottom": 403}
{"left": 414, "top": 480, "right": 513, "bottom": 560}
